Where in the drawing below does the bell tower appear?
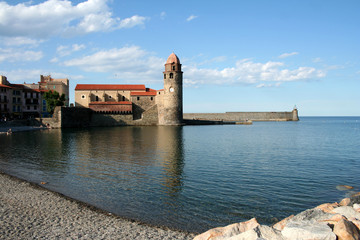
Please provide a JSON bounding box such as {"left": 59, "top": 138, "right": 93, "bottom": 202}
{"left": 158, "top": 53, "right": 183, "bottom": 125}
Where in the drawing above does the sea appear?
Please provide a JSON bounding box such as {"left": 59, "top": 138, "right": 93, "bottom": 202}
{"left": 0, "top": 116, "right": 359, "bottom": 233}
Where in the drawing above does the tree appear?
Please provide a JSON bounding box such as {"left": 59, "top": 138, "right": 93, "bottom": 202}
{"left": 43, "top": 90, "right": 66, "bottom": 115}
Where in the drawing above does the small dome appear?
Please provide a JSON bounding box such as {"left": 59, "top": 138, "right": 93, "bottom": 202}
{"left": 166, "top": 53, "right": 180, "bottom": 64}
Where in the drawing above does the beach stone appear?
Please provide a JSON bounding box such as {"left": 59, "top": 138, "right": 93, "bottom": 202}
{"left": 332, "top": 206, "right": 360, "bottom": 220}
{"left": 333, "top": 218, "right": 360, "bottom": 240}
{"left": 282, "top": 221, "right": 336, "bottom": 240}
{"left": 316, "top": 202, "right": 340, "bottom": 213}
{"left": 340, "top": 198, "right": 351, "bottom": 206}
{"left": 337, "top": 185, "right": 354, "bottom": 191}
{"left": 228, "top": 225, "right": 285, "bottom": 240}
{"left": 273, "top": 215, "right": 294, "bottom": 231}
{"left": 193, "top": 218, "right": 259, "bottom": 240}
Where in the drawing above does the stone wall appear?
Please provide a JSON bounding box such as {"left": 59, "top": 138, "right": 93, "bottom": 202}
{"left": 131, "top": 95, "right": 156, "bottom": 120}
{"left": 46, "top": 105, "right": 159, "bottom": 128}
{"left": 184, "top": 110, "right": 299, "bottom": 122}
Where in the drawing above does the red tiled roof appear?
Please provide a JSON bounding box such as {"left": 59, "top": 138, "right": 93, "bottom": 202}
{"left": 89, "top": 101, "right": 132, "bottom": 105}
{"left": 75, "top": 84, "right": 146, "bottom": 91}
{"left": 0, "top": 84, "right": 12, "bottom": 88}
{"left": 131, "top": 91, "right": 156, "bottom": 96}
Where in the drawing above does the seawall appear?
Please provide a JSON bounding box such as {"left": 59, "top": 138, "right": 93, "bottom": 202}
{"left": 184, "top": 109, "right": 299, "bottom": 122}
{"left": 42, "top": 105, "right": 159, "bottom": 128}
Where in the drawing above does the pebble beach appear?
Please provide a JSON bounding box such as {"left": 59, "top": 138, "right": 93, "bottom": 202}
{"left": 0, "top": 173, "right": 195, "bottom": 240}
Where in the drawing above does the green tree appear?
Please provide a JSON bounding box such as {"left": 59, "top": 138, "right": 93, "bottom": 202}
{"left": 43, "top": 90, "right": 66, "bottom": 115}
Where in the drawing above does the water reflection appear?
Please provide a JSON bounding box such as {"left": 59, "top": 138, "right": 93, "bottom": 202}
{"left": 156, "top": 126, "right": 185, "bottom": 198}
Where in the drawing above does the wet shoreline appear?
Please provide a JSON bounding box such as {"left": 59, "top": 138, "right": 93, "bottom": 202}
{"left": 0, "top": 172, "right": 195, "bottom": 239}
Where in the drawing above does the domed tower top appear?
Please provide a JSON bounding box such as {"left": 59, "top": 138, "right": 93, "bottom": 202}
{"left": 166, "top": 53, "right": 180, "bottom": 64}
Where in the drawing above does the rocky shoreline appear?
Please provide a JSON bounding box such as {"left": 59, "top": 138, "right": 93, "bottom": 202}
{"left": 194, "top": 189, "right": 360, "bottom": 240}
{"left": 0, "top": 173, "right": 194, "bottom": 239}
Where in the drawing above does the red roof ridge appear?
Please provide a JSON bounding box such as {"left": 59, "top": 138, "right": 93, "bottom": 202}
{"left": 89, "top": 101, "right": 132, "bottom": 105}
{"left": 131, "top": 91, "right": 157, "bottom": 96}
{"left": 75, "top": 84, "right": 146, "bottom": 91}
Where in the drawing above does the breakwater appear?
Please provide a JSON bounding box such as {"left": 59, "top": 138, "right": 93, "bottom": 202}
{"left": 184, "top": 109, "right": 299, "bottom": 122}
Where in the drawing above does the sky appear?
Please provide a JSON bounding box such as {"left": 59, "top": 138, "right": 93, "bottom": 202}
{"left": 0, "top": 0, "right": 359, "bottom": 116}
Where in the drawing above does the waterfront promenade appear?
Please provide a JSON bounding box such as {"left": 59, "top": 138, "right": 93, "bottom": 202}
{"left": 0, "top": 173, "right": 194, "bottom": 239}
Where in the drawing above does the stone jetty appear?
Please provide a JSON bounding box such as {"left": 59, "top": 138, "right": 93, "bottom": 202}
{"left": 194, "top": 194, "right": 360, "bottom": 240}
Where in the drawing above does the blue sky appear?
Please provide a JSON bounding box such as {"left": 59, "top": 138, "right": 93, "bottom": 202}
{"left": 0, "top": 0, "right": 359, "bottom": 116}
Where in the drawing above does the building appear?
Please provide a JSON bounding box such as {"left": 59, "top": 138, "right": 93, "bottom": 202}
{"left": 0, "top": 75, "right": 69, "bottom": 119}
{"left": 75, "top": 52, "right": 183, "bottom": 125}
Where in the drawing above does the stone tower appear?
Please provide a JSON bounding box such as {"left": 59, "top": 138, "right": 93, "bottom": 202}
{"left": 158, "top": 53, "right": 183, "bottom": 125}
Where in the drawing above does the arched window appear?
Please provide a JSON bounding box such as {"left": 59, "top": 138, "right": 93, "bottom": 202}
{"left": 172, "top": 66, "right": 176, "bottom": 70}
{"left": 164, "top": 74, "right": 166, "bottom": 79}
{"left": 169, "top": 73, "right": 174, "bottom": 79}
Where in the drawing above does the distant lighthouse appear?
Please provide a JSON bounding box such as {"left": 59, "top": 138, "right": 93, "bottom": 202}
{"left": 158, "top": 53, "right": 183, "bottom": 125}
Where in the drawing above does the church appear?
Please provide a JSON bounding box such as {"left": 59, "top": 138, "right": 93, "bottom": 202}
{"left": 74, "top": 53, "right": 183, "bottom": 126}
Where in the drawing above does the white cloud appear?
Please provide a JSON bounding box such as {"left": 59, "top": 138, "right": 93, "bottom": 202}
{"left": 0, "top": 0, "right": 147, "bottom": 38}
{"left": 56, "top": 44, "right": 86, "bottom": 57}
{"left": 0, "top": 48, "right": 43, "bottom": 63}
{"left": 63, "top": 46, "right": 164, "bottom": 82}
{"left": 278, "top": 52, "right": 299, "bottom": 59}
{"left": 186, "top": 15, "right": 198, "bottom": 22}
{"left": 0, "top": 69, "right": 84, "bottom": 82}
{"left": 184, "top": 59, "right": 325, "bottom": 87}
{"left": 160, "top": 11, "right": 166, "bottom": 20}
{"left": 312, "top": 57, "right": 322, "bottom": 63}
{"left": 0, "top": 69, "right": 43, "bottom": 82}
{"left": 1, "top": 37, "right": 44, "bottom": 47}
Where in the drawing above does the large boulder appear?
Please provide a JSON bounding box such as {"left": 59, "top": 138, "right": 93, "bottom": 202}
{"left": 273, "top": 215, "right": 294, "bottom": 231}
{"left": 333, "top": 218, "right": 360, "bottom": 240}
{"left": 228, "top": 225, "right": 285, "bottom": 240}
{"left": 332, "top": 206, "right": 360, "bottom": 220}
{"left": 193, "top": 218, "right": 259, "bottom": 240}
{"left": 290, "top": 208, "right": 336, "bottom": 222}
{"left": 282, "top": 221, "right": 336, "bottom": 240}
{"left": 316, "top": 202, "right": 340, "bottom": 213}
{"left": 281, "top": 208, "right": 337, "bottom": 240}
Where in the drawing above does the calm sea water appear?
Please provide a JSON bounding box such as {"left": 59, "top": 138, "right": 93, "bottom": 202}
{"left": 1, "top": 117, "right": 359, "bottom": 232}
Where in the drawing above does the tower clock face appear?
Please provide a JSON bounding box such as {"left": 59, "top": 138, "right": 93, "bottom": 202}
{"left": 169, "top": 87, "right": 174, "bottom": 92}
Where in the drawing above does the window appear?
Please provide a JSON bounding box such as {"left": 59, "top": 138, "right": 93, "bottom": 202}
{"left": 150, "top": 97, "right": 153, "bottom": 101}
{"left": 81, "top": 95, "right": 86, "bottom": 99}
{"left": 172, "top": 66, "right": 175, "bottom": 70}
{"left": 109, "top": 95, "right": 112, "bottom": 99}
{"left": 95, "top": 96, "right": 99, "bottom": 101}
{"left": 27, "top": 106, "right": 30, "bottom": 110}
{"left": 34, "top": 106, "right": 37, "bottom": 110}
{"left": 137, "top": 97, "right": 140, "bottom": 101}
{"left": 169, "top": 73, "right": 173, "bottom": 79}
{"left": 164, "top": 74, "right": 166, "bottom": 79}
{"left": 17, "top": 106, "right": 20, "bottom": 112}
{"left": 13, "top": 97, "right": 16, "bottom": 103}
{"left": 13, "top": 106, "right": 16, "bottom": 112}
{"left": 122, "top": 96, "right": 125, "bottom": 101}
